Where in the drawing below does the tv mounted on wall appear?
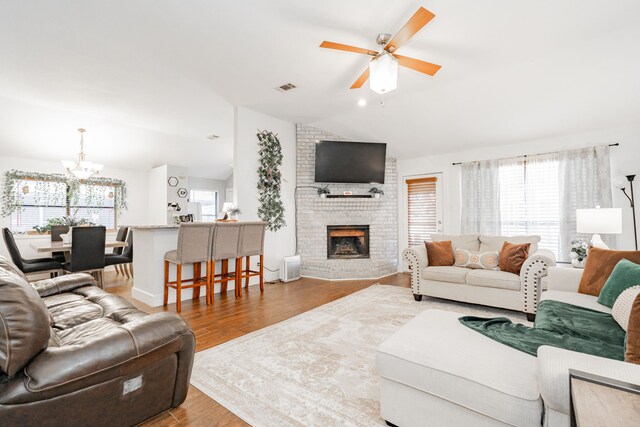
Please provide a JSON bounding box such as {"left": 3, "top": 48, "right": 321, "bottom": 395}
{"left": 314, "top": 140, "right": 387, "bottom": 184}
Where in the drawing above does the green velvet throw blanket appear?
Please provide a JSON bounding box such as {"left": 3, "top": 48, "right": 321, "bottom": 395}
{"left": 459, "top": 300, "right": 626, "bottom": 360}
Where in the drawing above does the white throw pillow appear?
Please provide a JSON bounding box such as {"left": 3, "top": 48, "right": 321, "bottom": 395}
{"left": 454, "top": 248, "right": 499, "bottom": 270}
{"left": 612, "top": 285, "right": 640, "bottom": 331}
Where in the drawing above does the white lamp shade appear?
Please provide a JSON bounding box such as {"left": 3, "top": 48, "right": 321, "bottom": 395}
{"left": 369, "top": 51, "right": 398, "bottom": 94}
{"left": 576, "top": 208, "right": 622, "bottom": 234}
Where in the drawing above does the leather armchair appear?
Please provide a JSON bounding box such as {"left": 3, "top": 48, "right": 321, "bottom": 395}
{"left": 0, "top": 256, "right": 195, "bottom": 426}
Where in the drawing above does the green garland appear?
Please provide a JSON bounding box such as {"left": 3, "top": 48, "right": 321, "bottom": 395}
{"left": 256, "top": 130, "right": 285, "bottom": 232}
{"left": 2, "top": 170, "right": 127, "bottom": 217}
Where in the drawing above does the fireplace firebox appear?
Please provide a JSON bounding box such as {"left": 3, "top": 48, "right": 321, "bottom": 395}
{"left": 327, "top": 225, "right": 370, "bottom": 259}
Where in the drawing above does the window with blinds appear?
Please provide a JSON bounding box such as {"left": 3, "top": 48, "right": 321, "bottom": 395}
{"left": 10, "top": 179, "right": 117, "bottom": 232}
{"left": 498, "top": 157, "right": 561, "bottom": 256}
{"left": 406, "top": 176, "right": 438, "bottom": 246}
{"left": 190, "top": 189, "right": 218, "bottom": 222}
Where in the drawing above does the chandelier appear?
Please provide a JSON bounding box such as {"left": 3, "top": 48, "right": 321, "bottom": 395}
{"left": 61, "top": 128, "right": 103, "bottom": 180}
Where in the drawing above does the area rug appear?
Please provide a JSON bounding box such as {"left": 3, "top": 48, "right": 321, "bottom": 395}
{"left": 190, "top": 285, "right": 527, "bottom": 426}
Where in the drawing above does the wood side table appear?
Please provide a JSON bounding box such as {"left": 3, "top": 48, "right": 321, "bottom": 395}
{"left": 569, "top": 369, "right": 640, "bottom": 427}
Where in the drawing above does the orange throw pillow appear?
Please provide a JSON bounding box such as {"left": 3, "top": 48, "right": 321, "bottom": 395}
{"left": 626, "top": 294, "right": 640, "bottom": 364}
{"left": 577, "top": 247, "right": 640, "bottom": 296}
{"left": 425, "top": 241, "right": 454, "bottom": 266}
{"left": 498, "top": 242, "right": 531, "bottom": 274}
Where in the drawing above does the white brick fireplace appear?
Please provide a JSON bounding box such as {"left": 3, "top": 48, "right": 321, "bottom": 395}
{"left": 295, "top": 124, "right": 398, "bottom": 279}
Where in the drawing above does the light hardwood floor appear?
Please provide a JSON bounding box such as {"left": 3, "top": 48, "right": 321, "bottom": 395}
{"left": 104, "top": 271, "right": 410, "bottom": 426}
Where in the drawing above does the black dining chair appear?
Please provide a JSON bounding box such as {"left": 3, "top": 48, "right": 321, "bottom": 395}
{"left": 105, "top": 230, "right": 133, "bottom": 278}
{"left": 105, "top": 226, "right": 129, "bottom": 275}
{"left": 2, "top": 228, "right": 63, "bottom": 278}
{"left": 63, "top": 226, "right": 106, "bottom": 287}
{"left": 50, "top": 225, "right": 69, "bottom": 263}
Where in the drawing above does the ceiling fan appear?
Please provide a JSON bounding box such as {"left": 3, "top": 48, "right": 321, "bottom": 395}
{"left": 320, "top": 7, "right": 441, "bottom": 94}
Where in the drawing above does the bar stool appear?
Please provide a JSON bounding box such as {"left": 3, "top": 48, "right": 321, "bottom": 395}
{"left": 209, "top": 222, "right": 242, "bottom": 301}
{"left": 164, "top": 223, "right": 213, "bottom": 312}
{"left": 238, "top": 221, "right": 266, "bottom": 296}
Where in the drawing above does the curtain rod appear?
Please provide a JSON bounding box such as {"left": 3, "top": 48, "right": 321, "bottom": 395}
{"left": 451, "top": 142, "right": 619, "bottom": 166}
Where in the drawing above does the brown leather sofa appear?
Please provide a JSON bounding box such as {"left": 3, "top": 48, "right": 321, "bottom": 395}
{"left": 0, "top": 256, "right": 195, "bottom": 426}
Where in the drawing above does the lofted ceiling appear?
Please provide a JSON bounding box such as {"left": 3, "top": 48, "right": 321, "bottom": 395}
{"left": 0, "top": 0, "right": 639, "bottom": 175}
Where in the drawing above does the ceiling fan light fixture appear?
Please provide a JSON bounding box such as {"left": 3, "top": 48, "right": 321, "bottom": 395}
{"left": 369, "top": 51, "right": 398, "bottom": 94}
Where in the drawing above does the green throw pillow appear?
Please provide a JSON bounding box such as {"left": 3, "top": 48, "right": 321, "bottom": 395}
{"left": 598, "top": 259, "right": 640, "bottom": 308}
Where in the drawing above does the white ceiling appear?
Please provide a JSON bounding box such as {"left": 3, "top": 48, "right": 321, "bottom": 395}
{"left": 1, "top": 0, "right": 639, "bottom": 174}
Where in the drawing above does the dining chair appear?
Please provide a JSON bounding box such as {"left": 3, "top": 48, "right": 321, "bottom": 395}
{"left": 2, "top": 228, "right": 64, "bottom": 278}
{"left": 164, "top": 223, "right": 213, "bottom": 312}
{"left": 105, "top": 230, "right": 133, "bottom": 278}
{"left": 50, "top": 225, "right": 69, "bottom": 263}
{"left": 238, "top": 221, "right": 266, "bottom": 294}
{"left": 105, "top": 226, "right": 129, "bottom": 275}
{"left": 64, "top": 226, "right": 106, "bottom": 287}
{"left": 209, "top": 222, "right": 242, "bottom": 300}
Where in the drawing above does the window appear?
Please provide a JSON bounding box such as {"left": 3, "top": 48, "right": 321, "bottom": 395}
{"left": 10, "top": 179, "right": 67, "bottom": 233}
{"left": 498, "top": 158, "right": 561, "bottom": 256}
{"left": 9, "top": 179, "right": 117, "bottom": 232}
{"left": 189, "top": 189, "right": 218, "bottom": 222}
{"left": 406, "top": 175, "right": 442, "bottom": 246}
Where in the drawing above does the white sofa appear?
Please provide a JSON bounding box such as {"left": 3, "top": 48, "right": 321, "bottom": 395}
{"left": 402, "top": 234, "right": 556, "bottom": 318}
{"left": 376, "top": 266, "right": 640, "bottom": 427}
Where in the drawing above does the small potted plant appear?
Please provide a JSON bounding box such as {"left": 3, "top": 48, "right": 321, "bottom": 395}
{"left": 369, "top": 187, "right": 384, "bottom": 198}
{"left": 317, "top": 186, "right": 330, "bottom": 198}
{"left": 569, "top": 239, "right": 589, "bottom": 268}
{"left": 225, "top": 205, "right": 242, "bottom": 220}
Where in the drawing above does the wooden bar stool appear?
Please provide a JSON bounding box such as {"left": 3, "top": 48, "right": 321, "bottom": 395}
{"left": 209, "top": 222, "right": 242, "bottom": 300}
{"left": 238, "top": 221, "right": 266, "bottom": 296}
{"left": 164, "top": 223, "right": 213, "bottom": 313}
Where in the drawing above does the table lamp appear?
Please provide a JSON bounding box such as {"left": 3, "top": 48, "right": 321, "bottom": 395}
{"left": 576, "top": 207, "right": 622, "bottom": 249}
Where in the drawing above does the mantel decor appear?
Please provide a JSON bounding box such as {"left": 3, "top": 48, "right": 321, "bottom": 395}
{"left": 256, "top": 130, "right": 285, "bottom": 231}
{"left": 2, "top": 170, "right": 127, "bottom": 217}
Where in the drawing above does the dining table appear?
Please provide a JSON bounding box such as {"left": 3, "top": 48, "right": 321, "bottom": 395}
{"left": 30, "top": 240, "right": 128, "bottom": 254}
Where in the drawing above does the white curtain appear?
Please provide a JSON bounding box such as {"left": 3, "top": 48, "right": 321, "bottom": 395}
{"left": 461, "top": 159, "right": 501, "bottom": 234}
{"left": 558, "top": 145, "right": 613, "bottom": 256}
{"left": 460, "top": 145, "right": 612, "bottom": 261}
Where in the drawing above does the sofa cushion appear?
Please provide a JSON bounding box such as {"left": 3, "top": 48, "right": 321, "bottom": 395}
{"left": 454, "top": 248, "right": 499, "bottom": 270}
{"left": 577, "top": 247, "right": 640, "bottom": 297}
{"left": 466, "top": 269, "right": 521, "bottom": 291}
{"left": 431, "top": 234, "right": 480, "bottom": 252}
{"left": 377, "top": 309, "right": 541, "bottom": 427}
{"left": 598, "top": 259, "right": 640, "bottom": 308}
{"left": 626, "top": 294, "right": 640, "bottom": 364}
{"left": 612, "top": 286, "right": 640, "bottom": 331}
{"left": 540, "top": 290, "right": 611, "bottom": 314}
{"left": 422, "top": 266, "right": 470, "bottom": 284}
{"left": 499, "top": 241, "right": 531, "bottom": 274}
{"left": 425, "top": 240, "right": 454, "bottom": 266}
{"left": 479, "top": 235, "right": 540, "bottom": 254}
{"left": 0, "top": 256, "right": 51, "bottom": 377}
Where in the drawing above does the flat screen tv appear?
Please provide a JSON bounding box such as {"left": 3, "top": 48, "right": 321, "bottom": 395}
{"left": 314, "top": 141, "right": 386, "bottom": 184}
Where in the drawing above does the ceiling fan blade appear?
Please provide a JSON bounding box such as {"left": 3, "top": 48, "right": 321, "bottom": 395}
{"left": 394, "top": 54, "right": 441, "bottom": 76}
{"left": 320, "top": 41, "right": 378, "bottom": 56}
{"left": 385, "top": 7, "right": 435, "bottom": 53}
{"left": 350, "top": 68, "right": 370, "bottom": 89}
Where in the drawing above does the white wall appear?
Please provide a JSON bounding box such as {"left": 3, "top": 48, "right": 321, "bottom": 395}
{"left": 234, "top": 106, "right": 296, "bottom": 282}
{"left": 0, "top": 155, "right": 149, "bottom": 259}
{"left": 397, "top": 124, "right": 640, "bottom": 270}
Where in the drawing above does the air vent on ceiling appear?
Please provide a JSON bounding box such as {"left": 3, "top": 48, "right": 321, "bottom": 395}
{"left": 206, "top": 134, "right": 220, "bottom": 140}
{"left": 277, "top": 83, "right": 297, "bottom": 92}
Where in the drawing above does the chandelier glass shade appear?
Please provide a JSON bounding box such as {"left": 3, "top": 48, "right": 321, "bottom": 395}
{"left": 369, "top": 51, "right": 398, "bottom": 94}
{"left": 61, "top": 128, "right": 103, "bottom": 180}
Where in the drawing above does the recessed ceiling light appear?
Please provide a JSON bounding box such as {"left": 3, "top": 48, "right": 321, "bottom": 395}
{"left": 206, "top": 134, "right": 220, "bottom": 140}
{"left": 357, "top": 99, "right": 367, "bottom": 107}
